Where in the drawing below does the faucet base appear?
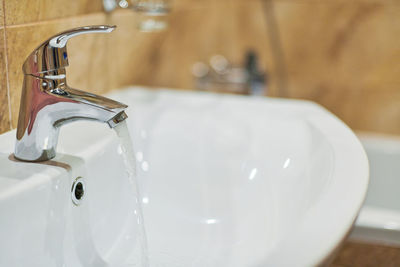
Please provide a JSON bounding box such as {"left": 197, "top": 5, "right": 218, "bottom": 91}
{"left": 14, "top": 148, "right": 56, "bottom": 162}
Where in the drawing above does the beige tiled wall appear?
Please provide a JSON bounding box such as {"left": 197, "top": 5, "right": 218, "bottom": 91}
{"left": 272, "top": 0, "right": 400, "bottom": 134}
{"left": 0, "top": 0, "right": 399, "bottom": 135}
{"left": 127, "top": 0, "right": 400, "bottom": 135}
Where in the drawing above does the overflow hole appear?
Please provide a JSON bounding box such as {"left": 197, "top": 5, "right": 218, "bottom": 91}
{"left": 72, "top": 177, "right": 85, "bottom": 206}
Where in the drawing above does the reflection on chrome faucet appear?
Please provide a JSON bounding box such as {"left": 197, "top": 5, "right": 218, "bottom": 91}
{"left": 14, "top": 25, "right": 129, "bottom": 162}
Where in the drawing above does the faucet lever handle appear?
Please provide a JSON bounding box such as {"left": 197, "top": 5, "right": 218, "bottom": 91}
{"left": 23, "top": 25, "right": 116, "bottom": 76}
{"left": 49, "top": 25, "right": 116, "bottom": 48}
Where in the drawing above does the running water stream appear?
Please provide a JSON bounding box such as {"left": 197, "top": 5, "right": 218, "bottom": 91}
{"left": 113, "top": 120, "right": 149, "bottom": 267}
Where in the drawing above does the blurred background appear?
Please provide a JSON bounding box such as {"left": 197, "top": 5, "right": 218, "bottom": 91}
{"left": 1, "top": 0, "right": 399, "bottom": 136}
{"left": 0, "top": 0, "right": 399, "bottom": 265}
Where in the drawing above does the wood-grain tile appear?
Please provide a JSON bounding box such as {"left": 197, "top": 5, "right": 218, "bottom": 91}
{"left": 173, "top": 0, "right": 260, "bottom": 10}
{"left": 0, "top": 28, "right": 10, "bottom": 134}
{"left": 270, "top": 0, "right": 400, "bottom": 132}
{"left": 0, "top": 0, "right": 4, "bottom": 27}
{"left": 4, "top": 0, "right": 103, "bottom": 25}
{"left": 0, "top": 0, "right": 6, "bottom": 133}
{"left": 273, "top": 0, "right": 400, "bottom": 97}
{"left": 332, "top": 241, "right": 400, "bottom": 266}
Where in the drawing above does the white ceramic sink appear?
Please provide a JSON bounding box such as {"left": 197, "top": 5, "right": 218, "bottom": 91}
{"left": 0, "top": 87, "right": 368, "bottom": 266}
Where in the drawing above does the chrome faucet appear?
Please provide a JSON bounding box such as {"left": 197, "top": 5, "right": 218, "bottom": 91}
{"left": 14, "top": 25, "right": 128, "bottom": 162}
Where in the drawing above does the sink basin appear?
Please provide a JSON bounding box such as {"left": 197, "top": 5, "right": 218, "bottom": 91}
{"left": 0, "top": 87, "right": 368, "bottom": 266}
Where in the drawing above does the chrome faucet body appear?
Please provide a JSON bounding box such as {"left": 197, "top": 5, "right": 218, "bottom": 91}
{"left": 15, "top": 25, "right": 128, "bottom": 162}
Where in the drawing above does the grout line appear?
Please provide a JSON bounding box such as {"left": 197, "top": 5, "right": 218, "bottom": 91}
{"left": 2, "top": 0, "right": 12, "bottom": 130}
